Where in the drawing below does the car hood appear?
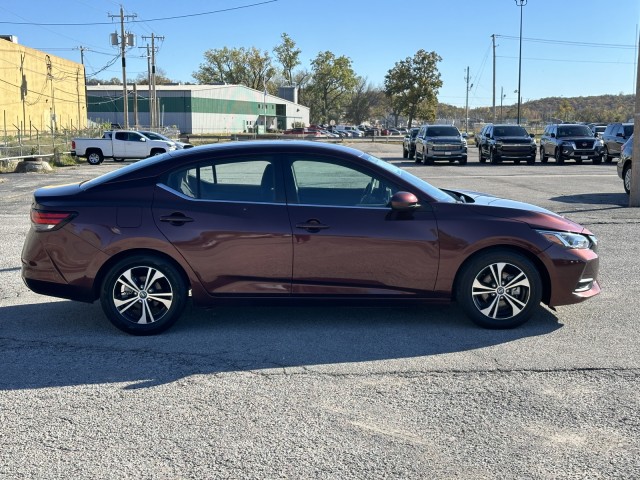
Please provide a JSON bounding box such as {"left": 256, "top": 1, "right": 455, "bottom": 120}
{"left": 448, "top": 189, "right": 590, "bottom": 234}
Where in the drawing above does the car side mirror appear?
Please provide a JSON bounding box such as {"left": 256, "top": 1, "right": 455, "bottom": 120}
{"left": 616, "top": 132, "right": 624, "bottom": 138}
{"left": 390, "top": 192, "right": 419, "bottom": 211}
{"left": 530, "top": 133, "right": 535, "bottom": 138}
{"left": 485, "top": 133, "right": 490, "bottom": 138}
{"left": 551, "top": 133, "right": 556, "bottom": 138}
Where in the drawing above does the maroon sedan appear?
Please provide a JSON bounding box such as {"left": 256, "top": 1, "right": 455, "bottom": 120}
{"left": 21, "top": 141, "right": 600, "bottom": 335}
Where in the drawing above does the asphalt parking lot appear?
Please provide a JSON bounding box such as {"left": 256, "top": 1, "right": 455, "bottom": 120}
{"left": 1, "top": 143, "right": 638, "bottom": 479}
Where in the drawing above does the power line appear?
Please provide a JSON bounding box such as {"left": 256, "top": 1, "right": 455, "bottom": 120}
{"left": 495, "top": 35, "right": 635, "bottom": 50}
{"left": 0, "top": 1, "right": 278, "bottom": 26}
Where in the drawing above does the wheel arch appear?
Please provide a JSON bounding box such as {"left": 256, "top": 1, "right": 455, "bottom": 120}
{"left": 451, "top": 245, "right": 551, "bottom": 305}
{"left": 92, "top": 248, "right": 191, "bottom": 301}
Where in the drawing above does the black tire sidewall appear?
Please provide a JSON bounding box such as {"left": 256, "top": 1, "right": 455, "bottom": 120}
{"left": 456, "top": 250, "right": 542, "bottom": 329}
{"left": 100, "top": 255, "right": 187, "bottom": 335}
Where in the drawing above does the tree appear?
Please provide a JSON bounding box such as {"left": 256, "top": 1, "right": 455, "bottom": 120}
{"left": 135, "top": 67, "right": 172, "bottom": 85}
{"left": 273, "top": 33, "right": 301, "bottom": 86}
{"left": 384, "top": 50, "right": 443, "bottom": 127}
{"left": 305, "top": 51, "right": 358, "bottom": 124}
{"left": 344, "top": 77, "right": 378, "bottom": 125}
{"left": 192, "top": 46, "right": 275, "bottom": 91}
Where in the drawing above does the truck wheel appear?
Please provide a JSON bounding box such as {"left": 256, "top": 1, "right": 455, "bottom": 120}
{"left": 87, "top": 150, "right": 104, "bottom": 165}
{"left": 602, "top": 147, "right": 610, "bottom": 163}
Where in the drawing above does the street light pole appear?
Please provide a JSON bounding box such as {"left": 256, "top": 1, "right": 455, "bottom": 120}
{"left": 515, "top": 0, "right": 526, "bottom": 125}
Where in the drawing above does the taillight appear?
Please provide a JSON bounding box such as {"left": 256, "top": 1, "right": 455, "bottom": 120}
{"left": 30, "top": 210, "right": 76, "bottom": 231}
{"left": 72, "top": 140, "right": 76, "bottom": 149}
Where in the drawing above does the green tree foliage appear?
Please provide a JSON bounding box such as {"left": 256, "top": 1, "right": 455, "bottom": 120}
{"left": 135, "top": 68, "right": 173, "bottom": 85}
{"left": 344, "top": 78, "right": 382, "bottom": 125}
{"left": 384, "top": 50, "right": 443, "bottom": 127}
{"left": 273, "top": 33, "right": 301, "bottom": 86}
{"left": 305, "top": 51, "right": 358, "bottom": 124}
{"left": 192, "top": 46, "right": 275, "bottom": 91}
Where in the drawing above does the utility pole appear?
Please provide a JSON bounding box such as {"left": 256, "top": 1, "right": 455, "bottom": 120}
{"left": 75, "top": 46, "right": 88, "bottom": 129}
{"left": 515, "top": 0, "right": 527, "bottom": 125}
{"left": 142, "top": 33, "right": 164, "bottom": 129}
{"left": 492, "top": 34, "right": 496, "bottom": 123}
{"left": 631, "top": 28, "right": 640, "bottom": 207}
{"left": 109, "top": 6, "right": 136, "bottom": 129}
{"left": 464, "top": 67, "right": 472, "bottom": 135}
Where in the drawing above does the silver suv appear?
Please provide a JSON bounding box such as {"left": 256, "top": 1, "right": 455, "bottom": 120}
{"left": 414, "top": 125, "right": 467, "bottom": 165}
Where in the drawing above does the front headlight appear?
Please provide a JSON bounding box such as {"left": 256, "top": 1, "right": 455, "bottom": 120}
{"left": 594, "top": 139, "right": 604, "bottom": 147}
{"left": 536, "top": 229, "right": 593, "bottom": 249}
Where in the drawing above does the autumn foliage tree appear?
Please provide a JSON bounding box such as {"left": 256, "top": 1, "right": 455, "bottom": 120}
{"left": 384, "top": 50, "right": 443, "bottom": 127}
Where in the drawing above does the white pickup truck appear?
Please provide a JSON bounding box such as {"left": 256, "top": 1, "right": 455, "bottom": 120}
{"left": 71, "top": 130, "right": 177, "bottom": 165}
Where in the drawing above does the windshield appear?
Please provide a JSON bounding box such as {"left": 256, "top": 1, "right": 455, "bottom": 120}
{"left": 557, "top": 125, "right": 593, "bottom": 137}
{"left": 492, "top": 126, "right": 528, "bottom": 136}
{"left": 426, "top": 126, "right": 460, "bottom": 137}
{"left": 140, "top": 131, "right": 169, "bottom": 141}
{"left": 362, "top": 153, "right": 455, "bottom": 203}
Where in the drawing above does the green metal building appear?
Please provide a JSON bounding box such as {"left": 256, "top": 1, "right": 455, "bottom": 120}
{"left": 87, "top": 84, "right": 309, "bottom": 134}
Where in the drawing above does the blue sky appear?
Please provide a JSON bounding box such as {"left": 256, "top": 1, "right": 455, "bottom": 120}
{"left": 2, "top": 0, "right": 639, "bottom": 108}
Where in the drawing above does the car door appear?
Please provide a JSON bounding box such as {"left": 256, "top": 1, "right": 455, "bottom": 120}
{"left": 152, "top": 155, "right": 293, "bottom": 295}
{"left": 283, "top": 154, "right": 439, "bottom": 296}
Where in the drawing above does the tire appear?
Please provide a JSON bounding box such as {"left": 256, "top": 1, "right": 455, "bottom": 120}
{"left": 592, "top": 155, "right": 602, "bottom": 165}
{"left": 602, "top": 146, "right": 610, "bottom": 163}
{"left": 479, "top": 148, "right": 486, "bottom": 163}
{"left": 87, "top": 150, "right": 104, "bottom": 165}
{"left": 459, "top": 156, "right": 467, "bottom": 165}
{"left": 100, "top": 255, "right": 188, "bottom": 335}
{"left": 402, "top": 147, "right": 408, "bottom": 159}
{"left": 424, "top": 149, "right": 434, "bottom": 165}
{"left": 456, "top": 250, "right": 542, "bottom": 329}
{"left": 114, "top": 158, "right": 125, "bottom": 162}
{"left": 540, "top": 147, "right": 548, "bottom": 163}
{"left": 555, "top": 148, "right": 564, "bottom": 165}
{"left": 409, "top": 147, "right": 415, "bottom": 160}
{"left": 149, "top": 149, "right": 166, "bottom": 157}
{"left": 414, "top": 148, "right": 422, "bottom": 164}
{"left": 489, "top": 149, "right": 501, "bottom": 164}
{"left": 623, "top": 164, "right": 632, "bottom": 194}
{"left": 526, "top": 155, "right": 535, "bottom": 165}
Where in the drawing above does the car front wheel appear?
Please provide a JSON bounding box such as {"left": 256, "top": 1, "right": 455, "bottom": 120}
{"left": 100, "top": 255, "right": 188, "bottom": 335}
{"left": 555, "top": 148, "right": 564, "bottom": 164}
{"left": 456, "top": 250, "right": 542, "bottom": 329}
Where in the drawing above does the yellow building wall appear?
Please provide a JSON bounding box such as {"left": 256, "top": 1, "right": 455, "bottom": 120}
{"left": 0, "top": 39, "right": 86, "bottom": 134}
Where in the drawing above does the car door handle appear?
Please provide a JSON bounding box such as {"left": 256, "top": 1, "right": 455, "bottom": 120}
{"left": 295, "top": 219, "right": 330, "bottom": 232}
{"left": 160, "top": 213, "right": 194, "bottom": 226}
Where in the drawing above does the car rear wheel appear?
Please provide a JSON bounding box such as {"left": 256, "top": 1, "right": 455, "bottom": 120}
{"left": 100, "top": 255, "right": 188, "bottom": 335}
{"left": 456, "top": 250, "right": 542, "bottom": 329}
{"left": 87, "top": 150, "right": 103, "bottom": 165}
{"left": 602, "top": 146, "right": 610, "bottom": 163}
